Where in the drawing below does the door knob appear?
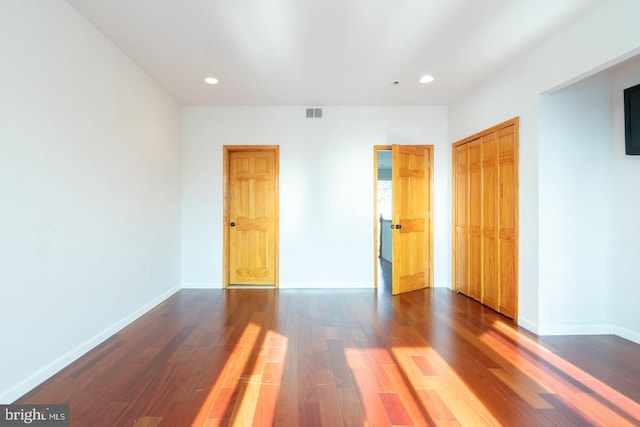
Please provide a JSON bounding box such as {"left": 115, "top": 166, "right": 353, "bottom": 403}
{"left": 230, "top": 222, "right": 236, "bottom": 227}
{"left": 395, "top": 224, "right": 402, "bottom": 229}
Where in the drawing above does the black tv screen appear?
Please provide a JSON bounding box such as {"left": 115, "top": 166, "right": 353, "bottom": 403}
{"left": 624, "top": 83, "right": 640, "bottom": 155}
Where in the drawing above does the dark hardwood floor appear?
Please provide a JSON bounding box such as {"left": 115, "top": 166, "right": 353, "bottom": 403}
{"left": 16, "top": 275, "right": 640, "bottom": 426}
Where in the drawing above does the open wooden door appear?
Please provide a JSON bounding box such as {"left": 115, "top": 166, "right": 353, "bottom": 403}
{"left": 224, "top": 146, "right": 279, "bottom": 287}
{"left": 391, "top": 145, "right": 432, "bottom": 295}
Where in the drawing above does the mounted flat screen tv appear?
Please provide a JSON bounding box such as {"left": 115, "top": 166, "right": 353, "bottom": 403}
{"left": 624, "top": 83, "right": 640, "bottom": 155}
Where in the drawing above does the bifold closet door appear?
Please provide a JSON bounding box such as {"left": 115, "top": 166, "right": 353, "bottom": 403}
{"left": 498, "top": 126, "right": 517, "bottom": 319}
{"left": 454, "top": 144, "right": 469, "bottom": 296}
{"left": 481, "top": 132, "right": 498, "bottom": 311}
{"left": 452, "top": 119, "right": 518, "bottom": 320}
{"left": 468, "top": 139, "right": 482, "bottom": 302}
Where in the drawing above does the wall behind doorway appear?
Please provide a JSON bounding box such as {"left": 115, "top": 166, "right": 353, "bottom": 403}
{"left": 181, "top": 106, "right": 450, "bottom": 288}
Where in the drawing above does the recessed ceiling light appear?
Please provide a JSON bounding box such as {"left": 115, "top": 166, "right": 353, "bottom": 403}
{"left": 391, "top": 81, "right": 400, "bottom": 86}
{"left": 204, "top": 76, "right": 219, "bottom": 85}
{"left": 419, "top": 75, "right": 435, "bottom": 84}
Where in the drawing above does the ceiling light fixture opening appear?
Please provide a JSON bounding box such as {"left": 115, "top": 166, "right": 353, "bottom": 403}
{"left": 419, "top": 75, "right": 435, "bottom": 84}
{"left": 204, "top": 76, "right": 219, "bottom": 85}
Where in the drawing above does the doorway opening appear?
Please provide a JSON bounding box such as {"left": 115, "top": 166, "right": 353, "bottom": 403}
{"left": 375, "top": 148, "right": 393, "bottom": 292}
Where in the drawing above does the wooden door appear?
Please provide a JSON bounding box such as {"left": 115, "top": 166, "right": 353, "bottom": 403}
{"left": 468, "top": 139, "right": 482, "bottom": 301}
{"left": 452, "top": 118, "right": 518, "bottom": 320}
{"left": 225, "top": 146, "right": 278, "bottom": 286}
{"left": 481, "top": 132, "right": 498, "bottom": 310}
{"left": 454, "top": 144, "right": 469, "bottom": 295}
{"left": 498, "top": 126, "right": 517, "bottom": 318}
{"left": 391, "top": 145, "right": 432, "bottom": 295}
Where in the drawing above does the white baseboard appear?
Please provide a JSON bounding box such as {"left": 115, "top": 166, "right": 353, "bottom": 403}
{"left": 506, "top": 316, "right": 640, "bottom": 347}
{"left": 517, "top": 317, "right": 539, "bottom": 335}
{"left": 181, "top": 281, "right": 222, "bottom": 289}
{"left": 182, "top": 282, "right": 374, "bottom": 289}
{"left": 183, "top": 282, "right": 454, "bottom": 290}
{"left": 279, "top": 281, "right": 374, "bottom": 289}
{"left": 523, "top": 321, "right": 640, "bottom": 343}
{"left": 182, "top": 282, "right": 376, "bottom": 289}
{"left": 520, "top": 321, "right": 639, "bottom": 345}
{"left": 614, "top": 325, "right": 640, "bottom": 345}
{"left": 537, "top": 323, "right": 616, "bottom": 336}
{"left": 183, "top": 282, "right": 452, "bottom": 289}
{"left": 0, "top": 285, "right": 180, "bottom": 404}
{"left": 433, "top": 281, "right": 451, "bottom": 288}
{"left": 183, "top": 282, "right": 453, "bottom": 290}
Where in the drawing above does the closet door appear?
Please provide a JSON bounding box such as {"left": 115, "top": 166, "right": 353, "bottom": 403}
{"left": 498, "top": 125, "right": 518, "bottom": 318}
{"left": 452, "top": 118, "right": 518, "bottom": 320}
{"left": 481, "top": 133, "right": 498, "bottom": 310}
{"left": 468, "top": 140, "right": 482, "bottom": 301}
{"left": 454, "top": 144, "right": 469, "bottom": 295}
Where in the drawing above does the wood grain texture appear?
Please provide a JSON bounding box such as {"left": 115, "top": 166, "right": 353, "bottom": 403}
{"left": 391, "top": 144, "right": 433, "bottom": 295}
{"left": 15, "top": 282, "right": 640, "bottom": 426}
{"left": 223, "top": 145, "right": 279, "bottom": 288}
{"left": 452, "top": 118, "right": 519, "bottom": 320}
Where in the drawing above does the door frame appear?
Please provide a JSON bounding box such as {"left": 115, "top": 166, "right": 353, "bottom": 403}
{"left": 373, "top": 145, "right": 434, "bottom": 290}
{"left": 223, "top": 145, "right": 280, "bottom": 288}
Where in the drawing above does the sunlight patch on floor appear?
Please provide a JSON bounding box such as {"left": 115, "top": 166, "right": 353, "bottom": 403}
{"left": 489, "top": 320, "right": 640, "bottom": 426}
{"left": 191, "top": 323, "right": 287, "bottom": 426}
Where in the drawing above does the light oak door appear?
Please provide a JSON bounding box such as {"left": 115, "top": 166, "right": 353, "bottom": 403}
{"left": 498, "top": 126, "right": 517, "bottom": 318}
{"left": 468, "top": 139, "right": 482, "bottom": 301}
{"left": 391, "top": 145, "right": 432, "bottom": 295}
{"left": 481, "top": 132, "right": 499, "bottom": 310}
{"left": 225, "top": 146, "right": 278, "bottom": 286}
{"left": 452, "top": 118, "right": 518, "bottom": 320}
{"left": 454, "top": 144, "right": 469, "bottom": 295}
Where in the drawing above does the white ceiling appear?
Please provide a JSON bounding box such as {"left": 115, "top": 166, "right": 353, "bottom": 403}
{"left": 65, "top": 0, "right": 599, "bottom": 106}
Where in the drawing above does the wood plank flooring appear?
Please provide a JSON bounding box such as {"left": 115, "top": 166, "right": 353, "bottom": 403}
{"left": 15, "top": 285, "right": 640, "bottom": 426}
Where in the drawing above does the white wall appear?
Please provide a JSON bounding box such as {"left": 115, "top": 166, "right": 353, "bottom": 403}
{"left": 0, "top": 1, "right": 182, "bottom": 402}
{"left": 181, "top": 106, "right": 450, "bottom": 288}
{"left": 610, "top": 56, "right": 640, "bottom": 342}
{"left": 449, "top": 0, "right": 640, "bottom": 339}
{"left": 539, "top": 73, "right": 614, "bottom": 333}
{"left": 536, "top": 56, "right": 640, "bottom": 343}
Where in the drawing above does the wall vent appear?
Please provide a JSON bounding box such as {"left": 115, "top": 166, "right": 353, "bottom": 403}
{"left": 305, "top": 108, "right": 323, "bottom": 118}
